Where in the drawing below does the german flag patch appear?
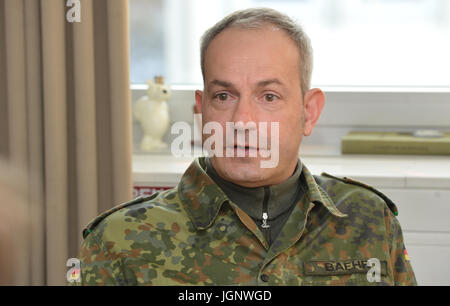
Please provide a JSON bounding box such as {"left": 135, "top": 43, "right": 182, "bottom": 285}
{"left": 404, "top": 248, "right": 410, "bottom": 261}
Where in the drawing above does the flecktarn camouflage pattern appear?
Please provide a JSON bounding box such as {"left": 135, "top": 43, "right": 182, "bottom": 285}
{"left": 76, "top": 157, "right": 416, "bottom": 285}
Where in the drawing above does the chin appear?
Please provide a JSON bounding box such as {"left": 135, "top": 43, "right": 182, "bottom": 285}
{"left": 212, "top": 156, "right": 269, "bottom": 186}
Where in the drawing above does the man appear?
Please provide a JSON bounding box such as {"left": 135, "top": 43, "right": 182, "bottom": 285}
{"left": 78, "top": 8, "right": 416, "bottom": 285}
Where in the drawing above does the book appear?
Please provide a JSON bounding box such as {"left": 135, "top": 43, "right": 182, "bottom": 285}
{"left": 341, "top": 131, "right": 450, "bottom": 155}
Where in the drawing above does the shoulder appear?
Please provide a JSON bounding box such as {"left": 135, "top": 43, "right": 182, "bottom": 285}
{"left": 314, "top": 172, "right": 399, "bottom": 217}
{"left": 82, "top": 188, "right": 185, "bottom": 241}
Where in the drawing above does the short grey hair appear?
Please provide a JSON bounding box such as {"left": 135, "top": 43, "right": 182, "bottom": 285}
{"left": 200, "top": 7, "right": 313, "bottom": 97}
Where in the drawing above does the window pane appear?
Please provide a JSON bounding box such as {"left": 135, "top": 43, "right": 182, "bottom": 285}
{"left": 129, "top": 0, "right": 165, "bottom": 84}
{"left": 129, "top": 0, "right": 450, "bottom": 87}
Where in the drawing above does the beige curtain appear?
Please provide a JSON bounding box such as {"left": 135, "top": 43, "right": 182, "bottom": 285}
{"left": 0, "top": 0, "right": 133, "bottom": 285}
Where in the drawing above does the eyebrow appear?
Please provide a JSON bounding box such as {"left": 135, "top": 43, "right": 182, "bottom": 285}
{"left": 208, "top": 79, "right": 233, "bottom": 89}
{"left": 207, "top": 78, "right": 285, "bottom": 90}
{"left": 256, "top": 78, "right": 284, "bottom": 88}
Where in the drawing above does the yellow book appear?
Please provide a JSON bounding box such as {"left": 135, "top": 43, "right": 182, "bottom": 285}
{"left": 341, "top": 131, "right": 450, "bottom": 155}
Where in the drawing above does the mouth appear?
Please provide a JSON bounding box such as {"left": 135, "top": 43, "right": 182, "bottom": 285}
{"left": 223, "top": 145, "right": 259, "bottom": 157}
{"left": 231, "top": 144, "right": 260, "bottom": 151}
{"left": 235, "top": 145, "right": 254, "bottom": 150}
{"left": 224, "top": 144, "right": 270, "bottom": 150}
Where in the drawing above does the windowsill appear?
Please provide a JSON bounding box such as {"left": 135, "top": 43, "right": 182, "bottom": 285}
{"left": 133, "top": 152, "right": 450, "bottom": 189}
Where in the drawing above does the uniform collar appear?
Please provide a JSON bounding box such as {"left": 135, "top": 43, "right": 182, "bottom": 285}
{"left": 204, "top": 157, "right": 303, "bottom": 221}
{"left": 178, "top": 157, "right": 346, "bottom": 230}
{"left": 301, "top": 165, "right": 347, "bottom": 218}
{"left": 177, "top": 158, "right": 229, "bottom": 230}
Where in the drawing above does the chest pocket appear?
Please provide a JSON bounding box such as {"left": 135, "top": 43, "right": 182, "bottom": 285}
{"left": 302, "top": 259, "right": 393, "bottom": 286}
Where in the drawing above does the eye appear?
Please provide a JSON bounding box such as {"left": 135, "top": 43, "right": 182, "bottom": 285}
{"left": 215, "top": 93, "right": 230, "bottom": 102}
{"left": 263, "top": 93, "right": 279, "bottom": 102}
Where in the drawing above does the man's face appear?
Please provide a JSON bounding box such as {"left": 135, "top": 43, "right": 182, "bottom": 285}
{"left": 196, "top": 25, "right": 323, "bottom": 187}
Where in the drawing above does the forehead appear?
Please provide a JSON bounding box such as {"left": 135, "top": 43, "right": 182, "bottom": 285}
{"left": 203, "top": 25, "right": 301, "bottom": 85}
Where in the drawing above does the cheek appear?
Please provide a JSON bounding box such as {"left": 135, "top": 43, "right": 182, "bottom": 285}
{"left": 201, "top": 117, "right": 228, "bottom": 142}
{"left": 203, "top": 102, "right": 231, "bottom": 121}
{"left": 277, "top": 112, "right": 304, "bottom": 147}
{"left": 286, "top": 109, "right": 304, "bottom": 131}
{"left": 271, "top": 109, "right": 303, "bottom": 130}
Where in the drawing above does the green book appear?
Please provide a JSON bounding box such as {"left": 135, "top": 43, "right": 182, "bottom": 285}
{"left": 341, "top": 131, "right": 450, "bottom": 155}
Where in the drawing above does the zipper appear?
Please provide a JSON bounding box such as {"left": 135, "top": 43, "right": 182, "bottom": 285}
{"left": 262, "top": 187, "right": 270, "bottom": 228}
{"left": 261, "top": 186, "right": 271, "bottom": 244}
{"left": 262, "top": 212, "right": 270, "bottom": 228}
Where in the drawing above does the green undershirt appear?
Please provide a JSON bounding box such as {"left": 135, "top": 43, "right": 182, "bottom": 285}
{"left": 205, "top": 157, "right": 304, "bottom": 247}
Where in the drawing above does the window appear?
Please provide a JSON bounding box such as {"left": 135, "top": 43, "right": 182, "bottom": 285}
{"left": 129, "top": 0, "right": 450, "bottom": 159}
{"left": 129, "top": 0, "right": 450, "bottom": 87}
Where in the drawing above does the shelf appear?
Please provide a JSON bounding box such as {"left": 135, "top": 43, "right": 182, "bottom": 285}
{"left": 133, "top": 153, "right": 450, "bottom": 189}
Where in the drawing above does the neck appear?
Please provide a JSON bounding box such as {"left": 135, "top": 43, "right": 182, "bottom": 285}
{"left": 210, "top": 158, "right": 299, "bottom": 188}
{"left": 205, "top": 157, "right": 303, "bottom": 221}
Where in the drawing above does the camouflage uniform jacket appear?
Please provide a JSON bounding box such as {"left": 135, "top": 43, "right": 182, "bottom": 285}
{"left": 78, "top": 157, "right": 417, "bottom": 285}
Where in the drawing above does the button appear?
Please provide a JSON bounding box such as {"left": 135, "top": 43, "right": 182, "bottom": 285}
{"left": 260, "top": 274, "right": 269, "bottom": 282}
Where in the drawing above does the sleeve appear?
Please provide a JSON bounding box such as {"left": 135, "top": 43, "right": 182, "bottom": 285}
{"left": 386, "top": 207, "right": 418, "bottom": 286}
{"left": 77, "top": 231, "right": 129, "bottom": 286}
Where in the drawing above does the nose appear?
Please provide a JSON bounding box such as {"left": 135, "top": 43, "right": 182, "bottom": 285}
{"left": 230, "top": 95, "right": 258, "bottom": 145}
{"left": 162, "top": 89, "right": 167, "bottom": 94}
{"left": 231, "top": 94, "right": 254, "bottom": 124}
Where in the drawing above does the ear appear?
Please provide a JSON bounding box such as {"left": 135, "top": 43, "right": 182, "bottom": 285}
{"left": 146, "top": 80, "right": 155, "bottom": 96}
{"left": 302, "top": 88, "right": 325, "bottom": 136}
{"left": 195, "top": 90, "right": 203, "bottom": 113}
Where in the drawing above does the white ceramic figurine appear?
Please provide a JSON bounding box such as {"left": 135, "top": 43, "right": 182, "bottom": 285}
{"left": 133, "top": 76, "right": 171, "bottom": 152}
